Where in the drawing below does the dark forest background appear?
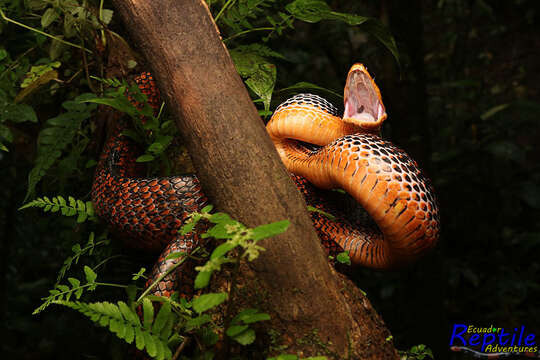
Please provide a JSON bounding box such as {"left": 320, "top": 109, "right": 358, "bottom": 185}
{"left": 1, "top": 0, "right": 539, "bottom": 359}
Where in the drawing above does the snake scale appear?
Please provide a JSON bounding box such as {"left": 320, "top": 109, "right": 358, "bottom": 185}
{"left": 91, "top": 64, "right": 440, "bottom": 298}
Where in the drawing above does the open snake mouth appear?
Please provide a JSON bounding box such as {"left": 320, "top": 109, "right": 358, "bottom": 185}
{"left": 343, "top": 64, "right": 387, "bottom": 131}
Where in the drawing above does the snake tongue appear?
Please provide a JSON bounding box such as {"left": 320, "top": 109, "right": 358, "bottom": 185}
{"left": 343, "top": 64, "right": 387, "bottom": 132}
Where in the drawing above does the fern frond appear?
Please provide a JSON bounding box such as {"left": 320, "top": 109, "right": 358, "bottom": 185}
{"left": 20, "top": 195, "right": 96, "bottom": 223}
{"left": 220, "top": 0, "right": 276, "bottom": 33}
{"left": 34, "top": 265, "right": 98, "bottom": 314}
{"left": 56, "top": 300, "right": 175, "bottom": 360}
{"left": 24, "top": 94, "right": 97, "bottom": 200}
{"left": 56, "top": 232, "right": 110, "bottom": 283}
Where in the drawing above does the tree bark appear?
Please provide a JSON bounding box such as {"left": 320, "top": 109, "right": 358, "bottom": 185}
{"left": 110, "top": 0, "right": 398, "bottom": 358}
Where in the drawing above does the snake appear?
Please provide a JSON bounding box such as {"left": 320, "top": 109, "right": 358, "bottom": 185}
{"left": 91, "top": 64, "right": 440, "bottom": 296}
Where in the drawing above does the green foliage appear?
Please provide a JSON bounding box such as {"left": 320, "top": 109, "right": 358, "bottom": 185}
{"left": 227, "top": 308, "right": 270, "bottom": 345}
{"left": 34, "top": 265, "right": 99, "bottom": 314}
{"left": 212, "top": 0, "right": 399, "bottom": 115}
{"left": 83, "top": 78, "right": 176, "bottom": 166}
{"left": 335, "top": 251, "right": 351, "bottom": 266}
{"left": 20, "top": 61, "right": 61, "bottom": 87}
{"left": 20, "top": 195, "right": 96, "bottom": 223}
{"left": 24, "top": 94, "right": 97, "bottom": 200}
{"left": 267, "top": 355, "right": 327, "bottom": 360}
{"left": 219, "top": 0, "right": 278, "bottom": 33}
{"left": 398, "top": 344, "right": 433, "bottom": 360}
{"left": 56, "top": 231, "right": 110, "bottom": 283}
{"left": 1, "top": 0, "right": 411, "bottom": 358}
{"left": 307, "top": 205, "right": 336, "bottom": 220}
{"left": 57, "top": 299, "right": 174, "bottom": 360}
{"left": 179, "top": 205, "right": 290, "bottom": 289}
{"left": 29, "top": 201, "right": 290, "bottom": 358}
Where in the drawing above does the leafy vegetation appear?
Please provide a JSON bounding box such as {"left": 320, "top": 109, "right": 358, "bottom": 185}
{"left": 1, "top": 0, "right": 538, "bottom": 359}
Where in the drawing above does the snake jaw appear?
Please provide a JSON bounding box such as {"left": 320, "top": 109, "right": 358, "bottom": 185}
{"left": 343, "top": 63, "right": 387, "bottom": 132}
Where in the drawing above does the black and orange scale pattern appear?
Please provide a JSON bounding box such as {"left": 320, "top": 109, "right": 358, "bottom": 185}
{"left": 91, "top": 72, "right": 362, "bottom": 297}
{"left": 91, "top": 72, "right": 207, "bottom": 298}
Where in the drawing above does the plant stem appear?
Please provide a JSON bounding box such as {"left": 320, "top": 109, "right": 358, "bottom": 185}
{"left": 214, "top": 0, "right": 236, "bottom": 23}
{"left": 171, "top": 337, "right": 190, "bottom": 360}
{"left": 135, "top": 248, "right": 200, "bottom": 304}
{"left": 223, "top": 27, "right": 274, "bottom": 42}
{"left": 0, "top": 7, "right": 92, "bottom": 53}
{"left": 92, "top": 254, "right": 124, "bottom": 271}
{"left": 221, "top": 253, "right": 241, "bottom": 357}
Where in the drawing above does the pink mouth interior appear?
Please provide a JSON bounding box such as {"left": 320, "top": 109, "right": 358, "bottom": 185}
{"left": 344, "top": 71, "right": 385, "bottom": 123}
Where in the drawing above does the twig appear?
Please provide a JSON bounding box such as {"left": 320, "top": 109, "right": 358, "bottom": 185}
{"left": 0, "top": 7, "right": 91, "bottom": 53}
{"left": 171, "top": 337, "right": 191, "bottom": 360}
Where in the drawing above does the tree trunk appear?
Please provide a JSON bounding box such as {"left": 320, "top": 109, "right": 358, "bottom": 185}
{"left": 110, "top": 0, "right": 398, "bottom": 358}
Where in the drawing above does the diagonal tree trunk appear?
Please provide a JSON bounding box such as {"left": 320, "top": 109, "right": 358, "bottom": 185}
{"left": 110, "top": 0, "right": 398, "bottom": 358}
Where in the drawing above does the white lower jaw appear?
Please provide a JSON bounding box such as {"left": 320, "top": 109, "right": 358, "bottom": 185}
{"left": 344, "top": 101, "right": 376, "bottom": 125}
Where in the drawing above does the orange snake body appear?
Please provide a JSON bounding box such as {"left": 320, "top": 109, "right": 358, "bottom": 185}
{"left": 92, "top": 64, "right": 440, "bottom": 299}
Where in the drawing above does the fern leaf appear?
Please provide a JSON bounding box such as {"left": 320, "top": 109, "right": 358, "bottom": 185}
{"left": 142, "top": 297, "right": 155, "bottom": 330}
{"left": 24, "top": 94, "right": 97, "bottom": 200}
{"left": 20, "top": 195, "right": 97, "bottom": 223}
{"left": 56, "top": 301, "right": 173, "bottom": 360}
{"left": 221, "top": 0, "right": 276, "bottom": 33}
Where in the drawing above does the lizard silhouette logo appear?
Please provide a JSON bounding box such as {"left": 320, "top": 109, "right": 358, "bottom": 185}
{"left": 449, "top": 324, "right": 539, "bottom": 358}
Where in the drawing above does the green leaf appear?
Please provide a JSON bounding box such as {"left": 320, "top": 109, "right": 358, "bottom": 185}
{"left": 361, "top": 20, "right": 400, "bottom": 66}
{"left": 82, "top": 95, "right": 151, "bottom": 118}
{"left": 245, "top": 63, "right": 276, "bottom": 112}
{"left": 24, "top": 95, "right": 96, "bottom": 200}
{"left": 67, "top": 277, "right": 80, "bottom": 288}
{"left": 201, "top": 205, "right": 214, "bottom": 213}
{"left": 192, "top": 292, "right": 228, "bottom": 313}
{"left": 232, "top": 308, "right": 271, "bottom": 324}
{"left": 200, "top": 327, "right": 219, "bottom": 346}
{"left": 480, "top": 103, "right": 509, "bottom": 120}
{"left": 267, "top": 355, "right": 298, "bottom": 360}
{"left": 41, "top": 7, "right": 59, "bottom": 28}
{"left": 135, "top": 327, "right": 145, "bottom": 350}
{"left": 118, "top": 301, "right": 140, "bottom": 326}
{"left": 230, "top": 327, "right": 256, "bottom": 345}
{"left": 0, "top": 124, "right": 13, "bottom": 143}
{"left": 226, "top": 324, "right": 249, "bottom": 337}
{"left": 184, "top": 314, "right": 212, "bottom": 332}
{"left": 194, "top": 271, "right": 212, "bottom": 290}
{"left": 336, "top": 251, "right": 351, "bottom": 265}
{"left": 229, "top": 46, "right": 277, "bottom": 111}
{"left": 152, "top": 301, "right": 171, "bottom": 335}
{"left": 84, "top": 266, "right": 97, "bottom": 283}
{"left": 307, "top": 206, "right": 336, "bottom": 220}
{"left": 285, "top": 0, "right": 399, "bottom": 64}
{"left": 285, "top": 0, "right": 332, "bottom": 23}
{"left": 208, "top": 212, "right": 234, "bottom": 224}
{"left": 164, "top": 252, "right": 186, "bottom": 261}
{"left": 142, "top": 297, "right": 154, "bottom": 330}
{"left": 136, "top": 154, "right": 155, "bottom": 162}
{"left": 1, "top": 103, "right": 38, "bottom": 123}
{"left": 101, "top": 9, "right": 114, "bottom": 24}
{"left": 143, "top": 330, "right": 157, "bottom": 357}
{"left": 251, "top": 220, "right": 290, "bottom": 240}
{"left": 275, "top": 81, "right": 342, "bottom": 101}
{"left": 210, "top": 242, "right": 237, "bottom": 260}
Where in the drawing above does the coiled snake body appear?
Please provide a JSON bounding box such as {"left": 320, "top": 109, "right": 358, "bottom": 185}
{"left": 92, "top": 64, "right": 440, "bottom": 296}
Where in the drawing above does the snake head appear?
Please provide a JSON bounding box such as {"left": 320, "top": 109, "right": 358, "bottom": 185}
{"left": 343, "top": 63, "right": 387, "bottom": 132}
